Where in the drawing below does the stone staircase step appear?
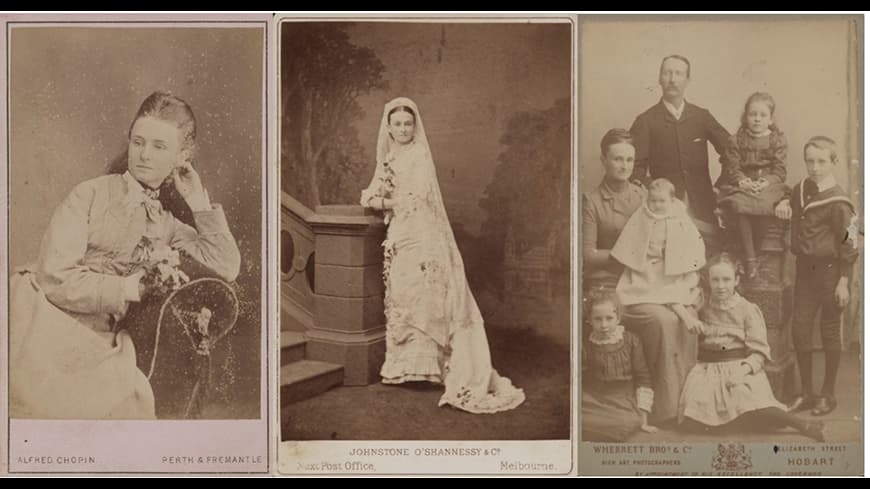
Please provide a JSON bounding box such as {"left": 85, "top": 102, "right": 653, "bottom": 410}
{"left": 280, "top": 331, "right": 307, "bottom": 365}
{"left": 280, "top": 360, "right": 344, "bottom": 405}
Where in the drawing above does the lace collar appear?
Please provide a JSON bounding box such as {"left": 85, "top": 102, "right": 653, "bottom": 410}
{"left": 588, "top": 325, "right": 625, "bottom": 345}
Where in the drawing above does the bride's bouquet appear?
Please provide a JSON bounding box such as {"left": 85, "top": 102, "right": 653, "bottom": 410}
{"left": 380, "top": 159, "right": 396, "bottom": 224}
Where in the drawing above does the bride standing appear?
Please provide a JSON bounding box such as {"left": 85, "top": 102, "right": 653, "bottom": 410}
{"left": 361, "top": 97, "right": 525, "bottom": 414}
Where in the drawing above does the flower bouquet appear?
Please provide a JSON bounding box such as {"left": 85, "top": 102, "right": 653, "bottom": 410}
{"left": 131, "top": 238, "right": 191, "bottom": 301}
{"left": 381, "top": 159, "right": 396, "bottom": 224}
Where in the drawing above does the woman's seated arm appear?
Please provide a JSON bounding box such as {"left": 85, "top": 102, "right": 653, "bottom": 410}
{"left": 168, "top": 204, "right": 241, "bottom": 283}
{"left": 582, "top": 194, "right": 613, "bottom": 268}
{"left": 36, "top": 180, "right": 139, "bottom": 315}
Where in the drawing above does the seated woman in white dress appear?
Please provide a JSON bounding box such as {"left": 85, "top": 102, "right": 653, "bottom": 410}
{"left": 9, "top": 91, "right": 241, "bottom": 419}
{"left": 360, "top": 97, "right": 525, "bottom": 414}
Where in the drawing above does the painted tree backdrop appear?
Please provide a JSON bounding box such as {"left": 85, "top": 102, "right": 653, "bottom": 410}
{"left": 280, "top": 22, "right": 572, "bottom": 339}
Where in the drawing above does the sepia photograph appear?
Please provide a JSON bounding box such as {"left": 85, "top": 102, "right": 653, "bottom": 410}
{"left": 278, "top": 16, "right": 574, "bottom": 474}
{"left": 3, "top": 10, "right": 866, "bottom": 479}
{"left": 3, "top": 17, "right": 270, "bottom": 473}
{"left": 579, "top": 15, "right": 863, "bottom": 476}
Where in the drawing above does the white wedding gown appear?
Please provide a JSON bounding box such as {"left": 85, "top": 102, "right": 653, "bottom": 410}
{"left": 361, "top": 97, "right": 525, "bottom": 414}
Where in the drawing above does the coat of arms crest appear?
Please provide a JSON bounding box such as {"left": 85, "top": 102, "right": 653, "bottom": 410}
{"left": 712, "top": 443, "right": 752, "bottom": 471}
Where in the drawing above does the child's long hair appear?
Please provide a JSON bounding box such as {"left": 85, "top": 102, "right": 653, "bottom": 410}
{"left": 735, "top": 92, "right": 786, "bottom": 155}
{"left": 582, "top": 288, "right": 621, "bottom": 340}
{"left": 700, "top": 252, "right": 742, "bottom": 300}
{"left": 739, "top": 92, "right": 778, "bottom": 132}
{"left": 107, "top": 91, "right": 197, "bottom": 228}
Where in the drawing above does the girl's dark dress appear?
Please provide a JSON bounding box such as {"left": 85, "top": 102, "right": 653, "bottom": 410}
{"left": 716, "top": 127, "right": 789, "bottom": 216}
{"left": 582, "top": 329, "right": 653, "bottom": 442}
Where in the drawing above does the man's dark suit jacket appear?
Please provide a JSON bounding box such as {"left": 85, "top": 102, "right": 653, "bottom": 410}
{"left": 629, "top": 100, "right": 730, "bottom": 224}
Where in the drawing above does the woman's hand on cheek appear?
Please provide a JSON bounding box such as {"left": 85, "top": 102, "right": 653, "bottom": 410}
{"left": 173, "top": 162, "right": 212, "bottom": 212}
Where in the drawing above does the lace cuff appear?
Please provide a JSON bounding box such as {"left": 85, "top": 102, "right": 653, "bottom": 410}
{"left": 636, "top": 386, "right": 654, "bottom": 413}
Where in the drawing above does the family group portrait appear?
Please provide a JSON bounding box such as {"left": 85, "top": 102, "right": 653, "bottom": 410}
{"left": 7, "top": 25, "right": 266, "bottom": 421}
{"left": 279, "top": 19, "right": 573, "bottom": 440}
{"left": 581, "top": 16, "right": 862, "bottom": 445}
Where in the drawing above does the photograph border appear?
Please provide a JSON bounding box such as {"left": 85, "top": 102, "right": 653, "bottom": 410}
{"left": 576, "top": 13, "right": 865, "bottom": 476}
{"left": 1, "top": 13, "right": 274, "bottom": 475}
{"left": 275, "top": 12, "right": 578, "bottom": 476}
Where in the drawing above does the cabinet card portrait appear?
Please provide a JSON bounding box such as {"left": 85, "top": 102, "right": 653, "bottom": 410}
{"left": 1, "top": 13, "right": 273, "bottom": 474}
{"left": 277, "top": 14, "right": 576, "bottom": 475}
{"left": 579, "top": 14, "right": 863, "bottom": 476}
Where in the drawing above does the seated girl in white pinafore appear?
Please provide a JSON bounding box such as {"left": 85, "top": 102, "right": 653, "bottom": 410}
{"left": 9, "top": 92, "right": 241, "bottom": 419}
{"left": 610, "top": 178, "right": 706, "bottom": 425}
{"left": 678, "top": 253, "right": 825, "bottom": 441}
